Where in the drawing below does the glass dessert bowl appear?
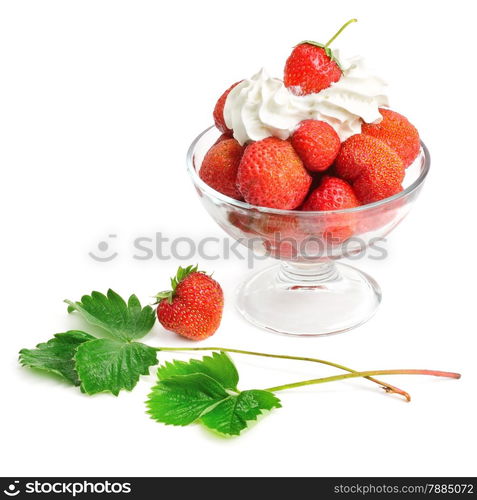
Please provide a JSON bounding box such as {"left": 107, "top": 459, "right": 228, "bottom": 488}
{"left": 187, "top": 126, "right": 430, "bottom": 336}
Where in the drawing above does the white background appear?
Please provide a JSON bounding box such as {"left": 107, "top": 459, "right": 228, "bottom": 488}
{"left": 1, "top": 0, "right": 476, "bottom": 477}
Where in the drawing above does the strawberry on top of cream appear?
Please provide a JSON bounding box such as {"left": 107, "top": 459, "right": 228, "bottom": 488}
{"left": 223, "top": 54, "right": 388, "bottom": 146}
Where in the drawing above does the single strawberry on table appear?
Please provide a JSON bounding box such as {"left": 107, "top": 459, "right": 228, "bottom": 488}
{"left": 155, "top": 265, "right": 224, "bottom": 341}
{"left": 361, "top": 108, "right": 420, "bottom": 168}
{"left": 284, "top": 19, "right": 357, "bottom": 95}
{"left": 199, "top": 138, "right": 245, "bottom": 200}
{"left": 236, "top": 136, "right": 312, "bottom": 210}
{"left": 291, "top": 119, "right": 341, "bottom": 171}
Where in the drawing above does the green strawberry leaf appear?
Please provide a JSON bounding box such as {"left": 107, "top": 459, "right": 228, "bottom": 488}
{"left": 146, "top": 373, "right": 229, "bottom": 426}
{"left": 75, "top": 338, "right": 158, "bottom": 396}
{"left": 65, "top": 289, "right": 156, "bottom": 342}
{"left": 157, "top": 351, "right": 239, "bottom": 391}
{"left": 19, "top": 330, "right": 96, "bottom": 386}
{"left": 201, "top": 390, "right": 281, "bottom": 436}
{"left": 148, "top": 354, "right": 281, "bottom": 436}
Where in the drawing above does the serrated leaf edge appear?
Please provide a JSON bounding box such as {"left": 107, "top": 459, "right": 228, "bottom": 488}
{"left": 200, "top": 391, "right": 282, "bottom": 437}
{"left": 65, "top": 290, "right": 156, "bottom": 342}
{"left": 18, "top": 331, "right": 96, "bottom": 386}
{"left": 156, "top": 351, "right": 239, "bottom": 392}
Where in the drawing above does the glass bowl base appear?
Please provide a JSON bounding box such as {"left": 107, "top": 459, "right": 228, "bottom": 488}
{"left": 236, "top": 262, "right": 382, "bottom": 336}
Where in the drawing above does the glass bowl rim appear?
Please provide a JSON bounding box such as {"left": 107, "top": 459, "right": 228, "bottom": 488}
{"left": 186, "top": 126, "right": 430, "bottom": 216}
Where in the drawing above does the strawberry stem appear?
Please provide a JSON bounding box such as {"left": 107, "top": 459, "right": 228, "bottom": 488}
{"left": 264, "top": 369, "right": 461, "bottom": 393}
{"left": 155, "top": 346, "right": 411, "bottom": 401}
{"left": 324, "top": 18, "right": 358, "bottom": 48}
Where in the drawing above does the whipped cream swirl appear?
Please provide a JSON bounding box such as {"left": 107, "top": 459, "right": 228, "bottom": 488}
{"left": 223, "top": 55, "right": 389, "bottom": 145}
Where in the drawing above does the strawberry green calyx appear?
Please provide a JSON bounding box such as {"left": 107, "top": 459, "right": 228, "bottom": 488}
{"left": 154, "top": 264, "right": 202, "bottom": 304}
{"left": 298, "top": 18, "right": 358, "bottom": 68}
{"left": 170, "top": 264, "right": 201, "bottom": 289}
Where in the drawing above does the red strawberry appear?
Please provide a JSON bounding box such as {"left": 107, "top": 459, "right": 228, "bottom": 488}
{"left": 291, "top": 120, "right": 340, "bottom": 171}
{"left": 284, "top": 44, "right": 341, "bottom": 96}
{"left": 155, "top": 265, "right": 224, "bottom": 341}
{"left": 301, "top": 176, "right": 360, "bottom": 242}
{"left": 356, "top": 187, "right": 404, "bottom": 234}
{"left": 301, "top": 175, "right": 359, "bottom": 211}
{"left": 213, "top": 132, "right": 233, "bottom": 146}
{"left": 199, "top": 138, "right": 245, "bottom": 200}
{"left": 213, "top": 81, "right": 241, "bottom": 133}
{"left": 284, "top": 19, "right": 357, "bottom": 95}
{"left": 227, "top": 211, "right": 255, "bottom": 236}
{"left": 361, "top": 108, "right": 420, "bottom": 167}
{"left": 253, "top": 211, "right": 301, "bottom": 237}
{"left": 237, "top": 137, "right": 312, "bottom": 209}
{"left": 352, "top": 166, "right": 404, "bottom": 205}
{"left": 250, "top": 211, "right": 310, "bottom": 260}
{"left": 335, "top": 134, "right": 405, "bottom": 204}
